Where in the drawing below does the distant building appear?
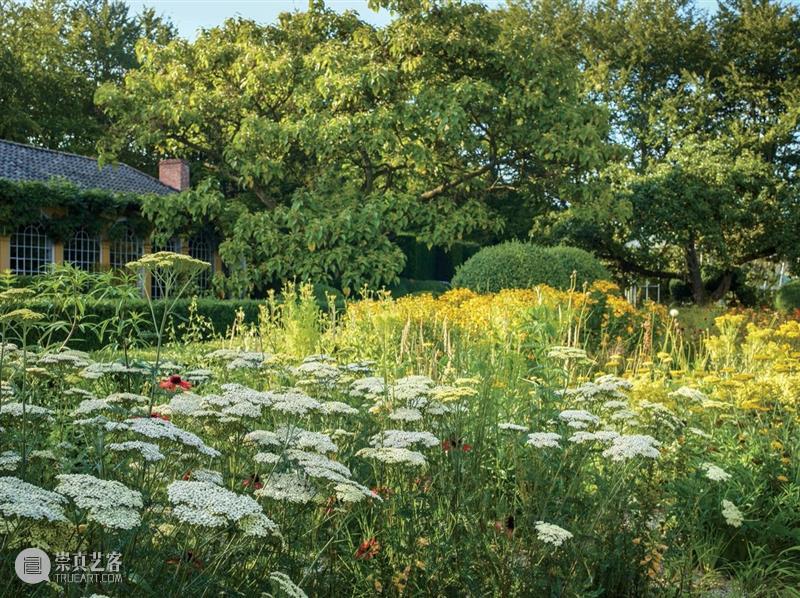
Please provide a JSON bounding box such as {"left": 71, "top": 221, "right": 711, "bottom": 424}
{"left": 0, "top": 139, "right": 220, "bottom": 295}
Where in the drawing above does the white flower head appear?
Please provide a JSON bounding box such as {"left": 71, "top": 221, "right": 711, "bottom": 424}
{"left": 356, "top": 447, "right": 427, "bottom": 467}
{"left": 55, "top": 474, "right": 142, "bottom": 530}
{"left": 527, "top": 432, "right": 562, "bottom": 448}
{"left": 721, "top": 499, "right": 743, "bottom": 527}
{"left": 0, "top": 476, "right": 67, "bottom": 522}
{"left": 369, "top": 430, "right": 439, "bottom": 449}
{"left": 498, "top": 423, "right": 528, "bottom": 432}
{"left": 602, "top": 434, "right": 660, "bottom": 462}
{"left": 534, "top": 521, "right": 573, "bottom": 547}
{"left": 701, "top": 463, "right": 732, "bottom": 482}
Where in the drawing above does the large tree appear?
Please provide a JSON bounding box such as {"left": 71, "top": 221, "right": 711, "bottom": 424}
{"left": 0, "top": 0, "right": 175, "bottom": 169}
{"left": 538, "top": 0, "right": 800, "bottom": 302}
{"left": 98, "top": 1, "right": 611, "bottom": 294}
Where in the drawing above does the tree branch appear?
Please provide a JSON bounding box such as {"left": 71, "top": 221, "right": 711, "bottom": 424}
{"left": 419, "top": 165, "right": 491, "bottom": 201}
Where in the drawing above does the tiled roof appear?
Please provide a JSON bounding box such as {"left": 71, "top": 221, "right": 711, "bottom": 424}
{"left": 0, "top": 139, "right": 175, "bottom": 195}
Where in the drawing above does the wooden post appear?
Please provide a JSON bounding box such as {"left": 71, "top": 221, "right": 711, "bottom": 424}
{"left": 100, "top": 239, "right": 111, "bottom": 270}
{"left": 53, "top": 241, "right": 64, "bottom": 265}
{"left": 0, "top": 236, "right": 10, "bottom": 272}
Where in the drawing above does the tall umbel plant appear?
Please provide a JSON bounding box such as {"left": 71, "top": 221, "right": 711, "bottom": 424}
{"left": 125, "top": 252, "right": 209, "bottom": 410}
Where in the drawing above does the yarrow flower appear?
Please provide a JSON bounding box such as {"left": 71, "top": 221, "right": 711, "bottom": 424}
{"left": 526, "top": 432, "right": 562, "bottom": 448}
{"left": 0, "top": 476, "right": 67, "bottom": 522}
{"left": 721, "top": 499, "right": 743, "bottom": 527}
{"left": 269, "top": 572, "right": 308, "bottom": 598}
{"left": 369, "top": 430, "right": 439, "bottom": 449}
{"left": 255, "top": 472, "right": 317, "bottom": 504}
{"left": 0, "top": 451, "right": 21, "bottom": 471}
{"left": 534, "top": 521, "right": 573, "bottom": 547}
{"left": 558, "top": 410, "right": 601, "bottom": 429}
{"left": 357, "top": 447, "right": 427, "bottom": 467}
{"left": 106, "top": 441, "right": 165, "bottom": 462}
{"left": 55, "top": 474, "right": 142, "bottom": 530}
{"left": 602, "top": 434, "right": 661, "bottom": 462}
{"left": 108, "top": 417, "right": 220, "bottom": 457}
{"left": 498, "top": 423, "right": 528, "bottom": 432}
{"left": 167, "top": 480, "right": 279, "bottom": 537}
{"left": 701, "top": 462, "right": 732, "bottom": 482}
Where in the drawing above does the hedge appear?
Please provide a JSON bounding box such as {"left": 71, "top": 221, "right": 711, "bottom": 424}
{"left": 775, "top": 280, "right": 800, "bottom": 313}
{"left": 17, "top": 298, "right": 265, "bottom": 351}
{"left": 451, "top": 241, "right": 610, "bottom": 293}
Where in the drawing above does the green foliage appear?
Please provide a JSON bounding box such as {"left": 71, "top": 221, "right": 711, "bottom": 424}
{"left": 0, "top": 178, "right": 149, "bottom": 239}
{"left": 452, "top": 241, "right": 609, "bottom": 292}
{"left": 0, "top": 0, "right": 175, "bottom": 170}
{"left": 97, "top": 2, "right": 612, "bottom": 294}
{"left": 387, "top": 277, "right": 450, "bottom": 297}
{"left": 775, "top": 280, "right": 800, "bottom": 313}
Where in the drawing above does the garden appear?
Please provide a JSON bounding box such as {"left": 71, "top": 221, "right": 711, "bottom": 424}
{"left": 0, "top": 253, "right": 798, "bottom": 597}
{"left": 2, "top": 0, "right": 800, "bottom": 595}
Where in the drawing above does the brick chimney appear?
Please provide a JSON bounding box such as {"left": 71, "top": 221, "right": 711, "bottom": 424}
{"left": 158, "top": 159, "right": 190, "bottom": 191}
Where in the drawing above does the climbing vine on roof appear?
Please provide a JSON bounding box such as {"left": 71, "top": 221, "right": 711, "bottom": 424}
{"left": 0, "top": 179, "right": 151, "bottom": 240}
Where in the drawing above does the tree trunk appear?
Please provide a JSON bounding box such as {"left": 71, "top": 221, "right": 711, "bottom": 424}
{"left": 710, "top": 271, "right": 733, "bottom": 302}
{"left": 685, "top": 240, "right": 705, "bottom": 304}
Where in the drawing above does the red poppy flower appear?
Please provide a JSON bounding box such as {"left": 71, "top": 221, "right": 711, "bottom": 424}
{"left": 355, "top": 538, "right": 380, "bottom": 560}
{"left": 160, "top": 374, "right": 192, "bottom": 391}
{"left": 150, "top": 411, "right": 170, "bottom": 421}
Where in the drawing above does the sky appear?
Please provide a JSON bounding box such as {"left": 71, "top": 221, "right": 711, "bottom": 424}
{"left": 124, "top": 1, "right": 395, "bottom": 38}
{"left": 123, "top": 0, "right": 798, "bottom": 39}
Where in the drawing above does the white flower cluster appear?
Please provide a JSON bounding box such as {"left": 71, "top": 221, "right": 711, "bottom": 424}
{"left": 547, "top": 346, "right": 590, "bottom": 361}
{"left": 0, "top": 476, "right": 67, "bottom": 522}
{"left": 498, "top": 422, "right": 528, "bottom": 432}
{"left": 558, "top": 410, "right": 601, "bottom": 429}
{"left": 388, "top": 407, "right": 423, "bottom": 422}
{"left": 527, "top": 432, "right": 562, "bottom": 448}
{"left": 81, "top": 362, "right": 147, "bottom": 379}
{"left": 534, "top": 521, "right": 573, "bottom": 547}
{"left": 356, "top": 447, "right": 427, "bottom": 467}
{"left": 342, "top": 360, "right": 375, "bottom": 374}
{"left": 188, "top": 469, "right": 224, "bottom": 485}
{"left": 269, "top": 571, "right": 308, "bottom": 598}
{"left": 73, "top": 399, "right": 114, "bottom": 416}
{"left": 206, "top": 349, "right": 269, "bottom": 370}
{"left": 565, "top": 375, "right": 631, "bottom": 401}
{"left": 602, "top": 434, "right": 661, "bottom": 462}
{"left": 370, "top": 430, "right": 440, "bottom": 449}
{"left": 568, "top": 430, "right": 620, "bottom": 444}
{"left": 350, "top": 376, "right": 386, "bottom": 399}
{"left": 106, "top": 441, "right": 165, "bottom": 462}
{"left": 256, "top": 472, "right": 317, "bottom": 504}
{"left": 0, "top": 450, "right": 21, "bottom": 471}
{"left": 269, "top": 390, "right": 322, "bottom": 416}
{"left": 183, "top": 369, "right": 212, "bottom": 383}
{"left": 721, "top": 499, "right": 743, "bottom": 527}
{"left": 701, "top": 462, "right": 732, "bottom": 482}
{"left": 55, "top": 474, "right": 142, "bottom": 530}
{"left": 109, "top": 418, "right": 220, "bottom": 457}
{"left": 293, "top": 359, "right": 341, "bottom": 383}
{"left": 37, "top": 349, "right": 91, "bottom": 368}
{"left": 275, "top": 426, "right": 338, "bottom": 454}
{"left": 244, "top": 430, "right": 283, "bottom": 448}
{"left": 286, "top": 449, "right": 374, "bottom": 502}
{"left": 687, "top": 427, "right": 711, "bottom": 439}
{"left": 106, "top": 392, "right": 149, "bottom": 405}
{"left": 0, "top": 402, "right": 53, "bottom": 419}
{"left": 390, "top": 375, "right": 435, "bottom": 402}
{"left": 319, "top": 401, "right": 359, "bottom": 416}
{"left": 669, "top": 386, "right": 707, "bottom": 403}
{"left": 167, "top": 480, "right": 279, "bottom": 537}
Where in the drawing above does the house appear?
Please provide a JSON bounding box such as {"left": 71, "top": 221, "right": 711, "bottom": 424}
{"left": 0, "top": 139, "right": 220, "bottom": 295}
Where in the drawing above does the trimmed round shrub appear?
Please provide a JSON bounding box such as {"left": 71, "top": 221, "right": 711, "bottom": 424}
{"left": 543, "top": 246, "right": 611, "bottom": 290}
{"left": 775, "top": 280, "right": 800, "bottom": 313}
{"left": 451, "top": 241, "right": 609, "bottom": 292}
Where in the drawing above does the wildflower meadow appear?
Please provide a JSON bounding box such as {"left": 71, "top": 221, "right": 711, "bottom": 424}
{"left": 0, "top": 255, "right": 798, "bottom": 597}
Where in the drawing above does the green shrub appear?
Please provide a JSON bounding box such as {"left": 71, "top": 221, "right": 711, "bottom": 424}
{"left": 775, "top": 280, "right": 800, "bottom": 313}
{"left": 451, "top": 241, "right": 609, "bottom": 292}
{"left": 16, "top": 298, "right": 264, "bottom": 351}
{"left": 544, "top": 246, "right": 612, "bottom": 290}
